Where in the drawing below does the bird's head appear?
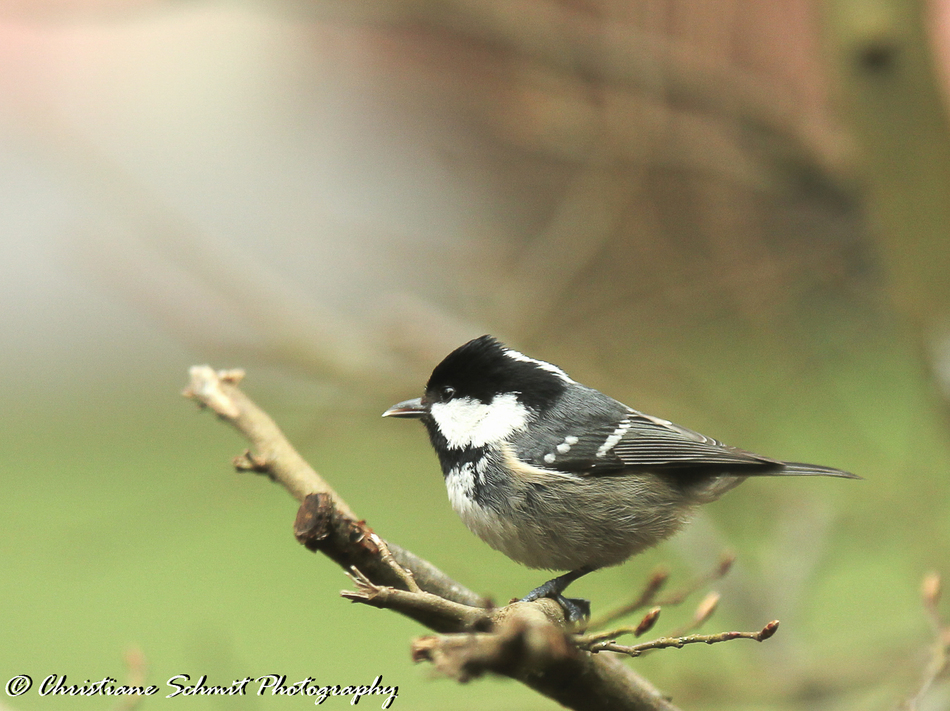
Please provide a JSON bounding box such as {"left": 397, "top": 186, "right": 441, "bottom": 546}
{"left": 383, "top": 335, "right": 573, "bottom": 450}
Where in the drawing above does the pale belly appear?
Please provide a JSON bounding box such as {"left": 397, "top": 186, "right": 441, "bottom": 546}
{"left": 444, "top": 463, "right": 696, "bottom": 571}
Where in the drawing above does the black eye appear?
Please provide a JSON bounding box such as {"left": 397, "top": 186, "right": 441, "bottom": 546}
{"left": 441, "top": 386, "right": 456, "bottom": 401}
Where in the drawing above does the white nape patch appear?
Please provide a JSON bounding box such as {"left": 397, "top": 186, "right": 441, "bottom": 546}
{"left": 430, "top": 393, "right": 529, "bottom": 449}
{"left": 543, "top": 453, "right": 556, "bottom": 464}
{"left": 502, "top": 348, "right": 575, "bottom": 384}
{"left": 597, "top": 418, "right": 632, "bottom": 458}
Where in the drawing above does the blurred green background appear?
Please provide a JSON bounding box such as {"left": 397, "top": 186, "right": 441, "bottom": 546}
{"left": 2, "top": 1, "right": 950, "bottom": 710}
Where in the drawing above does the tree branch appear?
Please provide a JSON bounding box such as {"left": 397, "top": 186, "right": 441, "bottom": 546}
{"left": 184, "top": 366, "right": 341, "bottom": 507}
{"left": 183, "top": 365, "right": 682, "bottom": 711}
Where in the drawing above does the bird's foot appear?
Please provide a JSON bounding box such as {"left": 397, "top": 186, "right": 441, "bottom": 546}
{"left": 520, "top": 568, "right": 593, "bottom": 622}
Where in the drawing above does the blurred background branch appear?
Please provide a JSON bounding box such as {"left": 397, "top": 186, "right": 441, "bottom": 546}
{"left": 823, "top": 0, "right": 950, "bottom": 394}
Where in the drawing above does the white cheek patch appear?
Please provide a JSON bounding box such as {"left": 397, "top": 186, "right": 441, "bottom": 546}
{"left": 430, "top": 393, "right": 530, "bottom": 449}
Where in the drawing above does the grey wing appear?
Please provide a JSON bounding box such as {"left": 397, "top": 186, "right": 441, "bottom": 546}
{"left": 551, "top": 410, "right": 781, "bottom": 475}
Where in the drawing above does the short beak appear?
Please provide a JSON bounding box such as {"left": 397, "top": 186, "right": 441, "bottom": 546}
{"left": 382, "top": 397, "right": 427, "bottom": 418}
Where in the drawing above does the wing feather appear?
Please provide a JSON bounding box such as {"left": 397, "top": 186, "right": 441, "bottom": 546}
{"left": 549, "top": 411, "right": 779, "bottom": 474}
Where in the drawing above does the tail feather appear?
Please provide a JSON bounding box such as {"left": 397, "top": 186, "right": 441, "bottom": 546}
{"left": 776, "top": 461, "right": 860, "bottom": 479}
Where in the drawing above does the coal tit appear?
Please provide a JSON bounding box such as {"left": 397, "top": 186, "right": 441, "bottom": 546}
{"left": 384, "top": 335, "right": 856, "bottom": 621}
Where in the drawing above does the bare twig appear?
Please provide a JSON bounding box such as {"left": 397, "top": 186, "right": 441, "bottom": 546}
{"left": 590, "top": 567, "right": 670, "bottom": 630}
{"left": 576, "top": 607, "right": 662, "bottom": 647}
{"left": 922, "top": 571, "right": 944, "bottom": 634}
{"left": 591, "top": 554, "right": 734, "bottom": 630}
{"left": 373, "top": 534, "right": 422, "bottom": 594}
{"left": 342, "top": 567, "right": 493, "bottom": 632}
{"left": 579, "top": 591, "right": 726, "bottom": 663}
{"left": 292, "top": 492, "right": 487, "bottom": 620}
{"left": 665, "top": 591, "right": 721, "bottom": 638}
{"left": 580, "top": 620, "right": 780, "bottom": 658}
{"left": 184, "top": 365, "right": 341, "bottom": 507}
{"left": 900, "top": 572, "right": 950, "bottom": 710}
{"left": 112, "top": 647, "right": 148, "bottom": 711}
{"left": 655, "top": 554, "right": 735, "bottom": 608}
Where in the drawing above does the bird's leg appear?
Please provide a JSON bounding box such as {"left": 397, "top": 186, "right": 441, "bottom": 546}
{"left": 520, "top": 565, "right": 595, "bottom": 622}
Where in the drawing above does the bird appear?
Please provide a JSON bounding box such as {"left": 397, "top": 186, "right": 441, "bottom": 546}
{"left": 383, "top": 335, "right": 857, "bottom": 621}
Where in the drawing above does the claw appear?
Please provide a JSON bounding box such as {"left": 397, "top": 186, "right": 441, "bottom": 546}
{"left": 554, "top": 594, "right": 591, "bottom": 622}
{"left": 520, "top": 566, "right": 595, "bottom": 622}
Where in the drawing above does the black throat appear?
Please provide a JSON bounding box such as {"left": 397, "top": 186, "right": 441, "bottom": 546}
{"left": 422, "top": 418, "right": 490, "bottom": 477}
